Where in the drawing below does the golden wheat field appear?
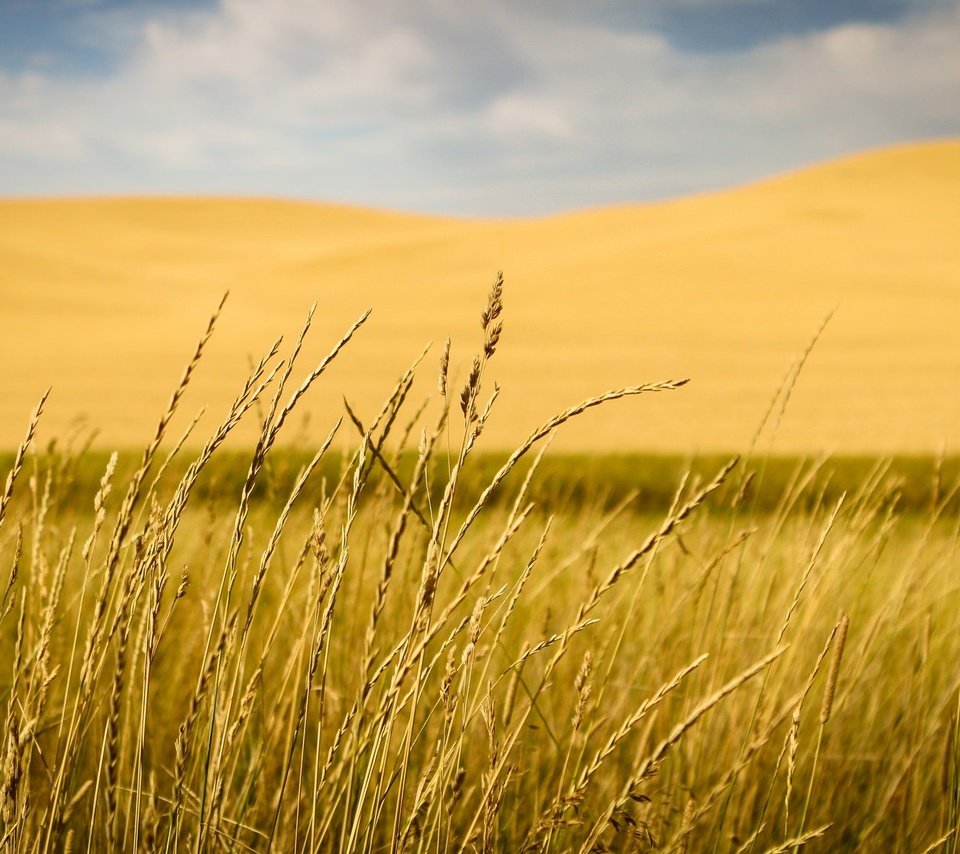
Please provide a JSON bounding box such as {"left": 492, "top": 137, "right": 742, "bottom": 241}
{"left": 1, "top": 145, "right": 959, "bottom": 853}
{"left": 0, "top": 278, "right": 957, "bottom": 853}
{"left": 2, "top": 140, "right": 959, "bottom": 454}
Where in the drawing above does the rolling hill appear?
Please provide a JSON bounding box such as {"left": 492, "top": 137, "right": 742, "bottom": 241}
{"left": 1, "top": 140, "right": 958, "bottom": 454}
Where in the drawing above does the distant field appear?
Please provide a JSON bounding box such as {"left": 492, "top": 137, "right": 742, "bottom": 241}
{"left": 2, "top": 140, "right": 959, "bottom": 453}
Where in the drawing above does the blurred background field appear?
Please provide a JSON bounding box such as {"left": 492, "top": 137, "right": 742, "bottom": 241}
{"left": 3, "top": 445, "right": 958, "bottom": 518}
{"left": 2, "top": 140, "right": 958, "bottom": 456}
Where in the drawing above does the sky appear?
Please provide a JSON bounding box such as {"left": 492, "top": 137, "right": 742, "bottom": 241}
{"left": 1, "top": 0, "right": 959, "bottom": 216}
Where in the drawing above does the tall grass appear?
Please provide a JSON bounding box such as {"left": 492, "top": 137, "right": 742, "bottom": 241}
{"left": 1, "top": 276, "right": 958, "bottom": 852}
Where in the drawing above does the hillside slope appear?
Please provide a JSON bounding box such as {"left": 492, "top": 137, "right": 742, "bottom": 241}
{"left": 1, "top": 140, "right": 958, "bottom": 453}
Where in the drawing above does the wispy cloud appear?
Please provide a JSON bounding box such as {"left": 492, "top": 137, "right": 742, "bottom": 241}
{"left": 1, "top": 0, "right": 959, "bottom": 214}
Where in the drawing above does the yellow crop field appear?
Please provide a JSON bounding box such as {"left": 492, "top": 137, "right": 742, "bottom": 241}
{"left": 0, "top": 276, "right": 957, "bottom": 851}
{"left": 2, "top": 138, "right": 959, "bottom": 452}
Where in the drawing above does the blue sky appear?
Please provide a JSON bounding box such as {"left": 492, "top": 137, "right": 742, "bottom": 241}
{"left": 2, "top": 0, "right": 959, "bottom": 215}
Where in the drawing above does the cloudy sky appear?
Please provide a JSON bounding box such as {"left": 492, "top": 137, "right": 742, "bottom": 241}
{"left": 2, "top": 0, "right": 959, "bottom": 215}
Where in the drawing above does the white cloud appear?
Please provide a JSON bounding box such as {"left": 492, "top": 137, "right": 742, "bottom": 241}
{"left": 1, "top": 0, "right": 959, "bottom": 213}
{"left": 483, "top": 95, "right": 573, "bottom": 141}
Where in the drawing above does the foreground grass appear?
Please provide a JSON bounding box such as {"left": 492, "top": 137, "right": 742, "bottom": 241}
{"left": 1, "top": 283, "right": 958, "bottom": 852}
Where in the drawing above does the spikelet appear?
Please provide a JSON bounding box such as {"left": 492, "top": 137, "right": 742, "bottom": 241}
{"left": 677, "top": 798, "right": 696, "bottom": 854}
{"left": 482, "top": 273, "right": 504, "bottom": 358}
{"left": 0, "top": 391, "right": 48, "bottom": 535}
{"left": 460, "top": 355, "right": 482, "bottom": 421}
{"left": 439, "top": 338, "right": 451, "bottom": 398}
{"left": 572, "top": 651, "right": 593, "bottom": 732}
{"left": 820, "top": 614, "right": 849, "bottom": 725}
